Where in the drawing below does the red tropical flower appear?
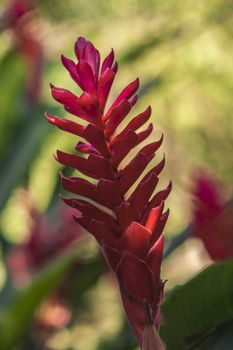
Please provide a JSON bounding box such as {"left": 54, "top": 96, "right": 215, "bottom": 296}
{"left": 7, "top": 191, "right": 82, "bottom": 283}
{"left": 7, "top": 198, "right": 83, "bottom": 334}
{"left": 192, "top": 172, "right": 233, "bottom": 261}
{"left": 0, "top": 0, "right": 43, "bottom": 102}
{"left": 46, "top": 37, "right": 171, "bottom": 347}
{"left": 24, "top": 205, "right": 79, "bottom": 269}
{"left": 0, "top": 0, "right": 33, "bottom": 29}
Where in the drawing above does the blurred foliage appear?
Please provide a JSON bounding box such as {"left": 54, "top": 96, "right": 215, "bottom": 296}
{"left": 95, "top": 320, "right": 137, "bottom": 350}
{"left": 0, "top": 0, "right": 232, "bottom": 349}
{"left": 0, "top": 247, "right": 79, "bottom": 350}
{"left": 0, "top": 51, "right": 25, "bottom": 161}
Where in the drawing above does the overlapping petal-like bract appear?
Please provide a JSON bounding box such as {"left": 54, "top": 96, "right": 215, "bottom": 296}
{"left": 46, "top": 37, "right": 171, "bottom": 346}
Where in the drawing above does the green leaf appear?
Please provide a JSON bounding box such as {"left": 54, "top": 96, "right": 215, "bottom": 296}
{"left": 202, "top": 320, "right": 233, "bottom": 350}
{"left": 0, "top": 248, "right": 79, "bottom": 350}
{"left": 0, "top": 50, "right": 26, "bottom": 161}
{"left": 160, "top": 258, "right": 233, "bottom": 350}
{"left": 0, "top": 106, "right": 52, "bottom": 213}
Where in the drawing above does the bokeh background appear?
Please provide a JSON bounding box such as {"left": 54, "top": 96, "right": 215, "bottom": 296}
{"left": 0, "top": 0, "right": 232, "bottom": 349}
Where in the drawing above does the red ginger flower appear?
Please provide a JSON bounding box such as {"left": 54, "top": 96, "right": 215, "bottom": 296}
{"left": 46, "top": 37, "right": 171, "bottom": 347}
{"left": 0, "top": 0, "right": 33, "bottom": 29}
{"left": 1, "top": 0, "right": 43, "bottom": 102}
{"left": 7, "top": 198, "right": 81, "bottom": 285}
{"left": 24, "top": 205, "right": 79, "bottom": 269}
{"left": 192, "top": 172, "right": 233, "bottom": 261}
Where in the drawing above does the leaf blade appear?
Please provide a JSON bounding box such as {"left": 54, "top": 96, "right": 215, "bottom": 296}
{"left": 160, "top": 258, "right": 233, "bottom": 349}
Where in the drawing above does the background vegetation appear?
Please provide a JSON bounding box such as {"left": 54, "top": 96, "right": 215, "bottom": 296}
{"left": 0, "top": 0, "right": 232, "bottom": 349}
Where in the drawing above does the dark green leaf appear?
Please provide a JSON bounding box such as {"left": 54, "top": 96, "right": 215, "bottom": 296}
{"left": 200, "top": 320, "right": 233, "bottom": 350}
{"left": 160, "top": 258, "right": 233, "bottom": 350}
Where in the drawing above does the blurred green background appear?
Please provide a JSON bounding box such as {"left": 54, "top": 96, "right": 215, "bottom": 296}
{"left": 0, "top": 0, "right": 232, "bottom": 349}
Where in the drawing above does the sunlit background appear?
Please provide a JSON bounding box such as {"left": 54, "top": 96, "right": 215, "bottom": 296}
{"left": 0, "top": 0, "right": 232, "bottom": 349}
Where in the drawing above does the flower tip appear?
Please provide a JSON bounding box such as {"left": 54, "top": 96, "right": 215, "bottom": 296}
{"left": 44, "top": 112, "right": 56, "bottom": 124}
{"left": 147, "top": 105, "right": 152, "bottom": 114}
{"left": 109, "top": 48, "right": 115, "bottom": 60}
{"left": 146, "top": 203, "right": 164, "bottom": 233}
{"left": 167, "top": 181, "right": 172, "bottom": 191}
{"left": 60, "top": 54, "right": 68, "bottom": 65}
{"left": 44, "top": 111, "right": 51, "bottom": 121}
{"left": 153, "top": 156, "right": 166, "bottom": 177}
{"left": 50, "top": 84, "right": 57, "bottom": 98}
{"left": 74, "top": 36, "right": 86, "bottom": 49}
{"left": 53, "top": 152, "right": 58, "bottom": 161}
{"left": 76, "top": 36, "right": 86, "bottom": 42}
{"left": 163, "top": 208, "right": 170, "bottom": 221}
{"left": 148, "top": 123, "right": 153, "bottom": 131}
{"left": 160, "top": 133, "right": 164, "bottom": 142}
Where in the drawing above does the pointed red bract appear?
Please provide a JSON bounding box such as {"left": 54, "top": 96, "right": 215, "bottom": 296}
{"left": 46, "top": 37, "right": 171, "bottom": 347}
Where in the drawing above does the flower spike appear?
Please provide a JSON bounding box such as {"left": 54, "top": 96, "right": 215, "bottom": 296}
{"left": 46, "top": 37, "right": 171, "bottom": 348}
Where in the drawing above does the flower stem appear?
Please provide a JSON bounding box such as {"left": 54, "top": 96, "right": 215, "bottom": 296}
{"left": 142, "top": 324, "right": 166, "bottom": 350}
